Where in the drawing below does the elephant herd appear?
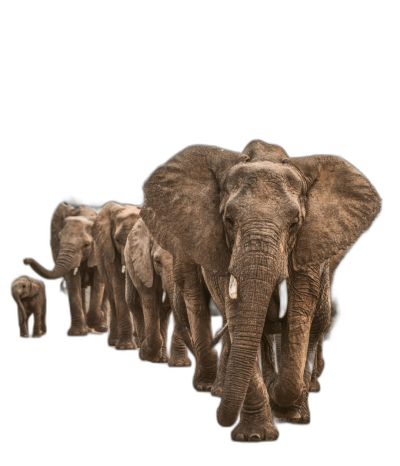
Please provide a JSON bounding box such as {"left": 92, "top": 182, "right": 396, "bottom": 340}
{"left": 12, "top": 140, "right": 381, "bottom": 442}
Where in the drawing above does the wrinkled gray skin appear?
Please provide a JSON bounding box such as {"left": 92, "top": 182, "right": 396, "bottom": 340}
{"left": 92, "top": 202, "right": 141, "bottom": 349}
{"left": 124, "top": 219, "right": 191, "bottom": 366}
{"left": 11, "top": 276, "right": 46, "bottom": 337}
{"left": 141, "top": 140, "right": 380, "bottom": 441}
{"left": 24, "top": 203, "right": 107, "bottom": 336}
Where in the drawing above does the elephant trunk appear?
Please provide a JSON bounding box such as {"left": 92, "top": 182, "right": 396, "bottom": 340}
{"left": 217, "top": 225, "right": 280, "bottom": 427}
{"left": 24, "top": 245, "right": 81, "bottom": 279}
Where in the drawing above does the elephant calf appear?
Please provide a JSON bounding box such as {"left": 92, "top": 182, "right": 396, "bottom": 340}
{"left": 11, "top": 276, "right": 46, "bottom": 337}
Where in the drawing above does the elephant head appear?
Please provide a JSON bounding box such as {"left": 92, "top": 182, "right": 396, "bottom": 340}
{"left": 24, "top": 203, "right": 97, "bottom": 279}
{"left": 92, "top": 202, "right": 141, "bottom": 272}
{"left": 11, "top": 275, "right": 40, "bottom": 309}
{"left": 141, "top": 141, "right": 381, "bottom": 426}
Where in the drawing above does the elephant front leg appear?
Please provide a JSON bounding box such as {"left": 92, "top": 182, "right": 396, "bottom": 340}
{"left": 86, "top": 268, "right": 108, "bottom": 333}
{"left": 231, "top": 358, "right": 278, "bottom": 442}
{"left": 187, "top": 303, "right": 218, "bottom": 391}
{"left": 139, "top": 301, "right": 163, "bottom": 362}
{"left": 310, "top": 339, "right": 323, "bottom": 392}
{"left": 112, "top": 279, "right": 135, "bottom": 350}
{"left": 17, "top": 306, "right": 30, "bottom": 339}
{"left": 65, "top": 271, "right": 88, "bottom": 336}
{"left": 107, "top": 296, "right": 119, "bottom": 346}
{"left": 32, "top": 307, "right": 44, "bottom": 337}
{"left": 168, "top": 321, "right": 191, "bottom": 367}
{"left": 126, "top": 275, "right": 145, "bottom": 347}
{"left": 174, "top": 260, "right": 218, "bottom": 390}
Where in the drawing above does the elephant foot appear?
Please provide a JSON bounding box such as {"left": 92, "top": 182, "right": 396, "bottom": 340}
{"left": 20, "top": 333, "right": 28, "bottom": 338}
{"left": 91, "top": 324, "right": 108, "bottom": 335}
{"left": 168, "top": 353, "right": 191, "bottom": 367}
{"left": 211, "top": 383, "right": 223, "bottom": 398}
{"left": 32, "top": 331, "right": 44, "bottom": 338}
{"left": 67, "top": 324, "right": 89, "bottom": 338}
{"left": 309, "top": 378, "right": 321, "bottom": 393}
{"left": 157, "top": 348, "right": 169, "bottom": 363}
{"left": 139, "top": 339, "right": 163, "bottom": 362}
{"left": 232, "top": 410, "right": 279, "bottom": 442}
{"left": 116, "top": 338, "right": 137, "bottom": 350}
{"left": 108, "top": 337, "right": 118, "bottom": 346}
{"left": 193, "top": 366, "right": 217, "bottom": 392}
{"left": 271, "top": 390, "right": 310, "bottom": 424}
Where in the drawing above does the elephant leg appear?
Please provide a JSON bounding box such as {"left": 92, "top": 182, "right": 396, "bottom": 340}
{"left": 139, "top": 300, "right": 163, "bottom": 362}
{"left": 112, "top": 277, "right": 135, "bottom": 350}
{"left": 32, "top": 305, "right": 43, "bottom": 337}
{"left": 81, "top": 288, "right": 87, "bottom": 315}
{"left": 126, "top": 274, "right": 145, "bottom": 347}
{"left": 269, "top": 264, "right": 331, "bottom": 423}
{"left": 168, "top": 318, "right": 191, "bottom": 367}
{"left": 211, "top": 328, "right": 230, "bottom": 397}
{"left": 86, "top": 268, "right": 108, "bottom": 333}
{"left": 18, "top": 302, "right": 28, "bottom": 337}
{"left": 41, "top": 293, "right": 47, "bottom": 335}
{"left": 174, "top": 260, "right": 218, "bottom": 392}
{"left": 260, "top": 332, "right": 277, "bottom": 386}
{"left": 108, "top": 295, "right": 119, "bottom": 346}
{"left": 65, "top": 271, "right": 88, "bottom": 336}
{"left": 225, "top": 296, "right": 279, "bottom": 443}
{"left": 310, "top": 339, "right": 323, "bottom": 392}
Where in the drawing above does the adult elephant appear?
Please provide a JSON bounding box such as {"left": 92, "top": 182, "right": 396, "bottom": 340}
{"left": 141, "top": 140, "right": 380, "bottom": 441}
{"left": 124, "top": 219, "right": 191, "bottom": 366}
{"left": 92, "top": 202, "right": 141, "bottom": 349}
{"left": 24, "top": 202, "right": 107, "bottom": 335}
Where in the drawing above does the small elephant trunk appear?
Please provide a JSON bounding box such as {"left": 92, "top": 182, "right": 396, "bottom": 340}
{"left": 12, "top": 289, "right": 27, "bottom": 326}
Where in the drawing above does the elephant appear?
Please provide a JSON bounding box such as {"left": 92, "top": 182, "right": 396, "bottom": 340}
{"left": 141, "top": 140, "right": 380, "bottom": 441}
{"left": 11, "top": 276, "right": 46, "bottom": 337}
{"left": 92, "top": 202, "right": 141, "bottom": 349}
{"left": 24, "top": 202, "right": 108, "bottom": 336}
{"left": 124, "top": 218, "right": 191, "bottom": 366}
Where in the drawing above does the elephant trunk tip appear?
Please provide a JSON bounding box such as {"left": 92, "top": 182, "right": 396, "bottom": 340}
{"left": 217, "top": 406, "right": 238, "bottom": 428}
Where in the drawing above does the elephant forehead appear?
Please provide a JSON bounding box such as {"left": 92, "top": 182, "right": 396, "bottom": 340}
{"left": 63, "top": 216, "right": 93, "bottom": 233}
{"left": 225, "top": 161, "right": 304, "bottom": 195}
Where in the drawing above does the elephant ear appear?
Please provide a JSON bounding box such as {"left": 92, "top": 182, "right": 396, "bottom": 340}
{"left": 51, "top": 203, "right": 76, "bottom": 261}
{"left": 92, "top": 203, "right": 121, "bottom": 263}
{"left": 29, "top": 279, "right": 41, "bottom": 297}
{"left": 141, "top": 145, "right": 248, "bottom": 275}
{"left": 125, "top": 219, "right": 153, "bottom": 288}
{"left": 289, "top": 155, "right": 381, "bottom": 270}
{"left": 243, "top": 139, "right": 289, "bottom": 163}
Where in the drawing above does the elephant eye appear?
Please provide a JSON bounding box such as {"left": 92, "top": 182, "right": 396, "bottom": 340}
{"left": 155, "top": 258, "right": 161, "bottom": 266}
{"left": 22, "top": 284, "right": 26, "bottom": 288}
{"left": 225, "top": 216, "right": 234, "bottom": 226}
{"left": 84, "top": 242, "right": 90, "bottom": 247}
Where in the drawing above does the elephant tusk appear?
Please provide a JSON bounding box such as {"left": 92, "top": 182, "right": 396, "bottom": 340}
{"left": 229, "top": 275, "right": 237, "bottom": 300}
{"left": 73, "top": 267, "right": 79, "bottom": 275}
{"left": 162, "top": 291, "right": 166, "bottom": 303}
{"left": 279, "top": 280, "right": 287, "bottom": 319}
{"left": 121, "top": 265, "right": 126, "bottom": 273}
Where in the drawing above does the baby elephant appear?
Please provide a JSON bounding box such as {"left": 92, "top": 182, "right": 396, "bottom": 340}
{"left": 11, "top": 276, "right": 46, "bottom": 337}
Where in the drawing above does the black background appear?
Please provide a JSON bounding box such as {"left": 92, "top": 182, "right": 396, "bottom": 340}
{"left": 2, "top": 35, "right": 391, "bottom": 461}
